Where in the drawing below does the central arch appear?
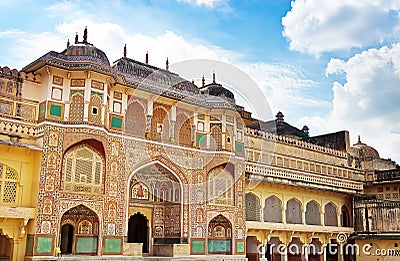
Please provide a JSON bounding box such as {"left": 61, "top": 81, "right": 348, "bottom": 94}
{"left": 127, "top": 161, "right": 184, "bottom": 253}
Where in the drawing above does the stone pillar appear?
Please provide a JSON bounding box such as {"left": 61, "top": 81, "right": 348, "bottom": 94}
{"left": 83, "top": 74, "right": 91, "bottom": 122}
{"left": 169, "top": 120, "right": 175, "bottom": 142}
{"left": 321, "top": 210, "right": 325, "bottom": 226}
{"left": 146, "top": 98, "right": 154, "bottom": 137}
{"left": 191, "top": 124, "right": 196, "bottom": 146}
{"left": 63, "top": 77, "right": 71, "bottom": 121}
{"left": 338, "top": 243, "right": 344, "bottom": 261}
{"left": 101, "top": 82, "right": 108, "bottom": 125}
{"left": 302, "top": 208, "right": 306, "bottom": 225}
{"left": 282, "top": 207, "right": 287, "bottom": 224}
{"left": 83, "top": 100, "right": 90, "bottom": 121}
{"left": 259, "top": 242, "right": 267, "bottom": 261}
{"left": 11, "top": 239, "right": 20, "bottom": 261}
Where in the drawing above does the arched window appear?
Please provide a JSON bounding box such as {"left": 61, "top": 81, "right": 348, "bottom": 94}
{"left": 208, "top": 166, "right": 234, "bottom": 205}
{"left": 264, "top": 195, "right": 282, "bottom": 223}
{"left": 78, "top": 220, "right": 93, "bottom": 234}
{"left": 0, "top": 163, "right": 18, "bottom": 204}
{"left": 305, "top": 200, "right": 321, "bottom": 225}
{"left": 324, "top": 202, "right": 338, "bottom": 226}
{"left": 286, "top": 198, "right": 302, "bottom": 224}
{"left": 69, "top": 91, "right": 84, "bottom": 122}
{"left": 245, "top": 193, "right": 260, "bottom": 221}
{"left": 151, "top": 106, "right": 169, "bottom": 142}
{"left": 341, "top": 205, "right": 351, "bottom": 227}
{"left": 63, "top": 145, "right": 104, "bottom": 194}
{"left": 125, "top": 101, "right": 146, "bottom": 137}
{"left": 175, "top": 113, "right": 192, "bottom": 147}
{"left": 210, "top": 124, "right": 222, "bottom": 151}
{"left": 88, "top": 93, "right": 102, "bottom": 125}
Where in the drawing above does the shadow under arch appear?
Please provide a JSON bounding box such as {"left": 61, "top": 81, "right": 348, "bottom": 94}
{"left": 128, "top": 212, "right": 149, "bottom": 253}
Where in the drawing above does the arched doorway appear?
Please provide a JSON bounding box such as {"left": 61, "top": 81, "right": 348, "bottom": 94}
{"left": 308, "top": 238, "right": 322, "bottom": 261}
{"left": 60, "top": 224, "right": 74, "bottom": 254}
{"left": 208, "top": 215, "right": 232, "bottom": 255}
{"left": 0, "top": 231, "right": 12, "bottom": 260}
{"left": 60, "top": 205, "right": 99, "bottom": 255}
{"left": 128, "top": 163, "right": 183, "bottom": 248}
{"left": 341, "top": 205, "right": 351, "bottom": 227}
{"left": 325, "top": 239, "right": 339, "bottom": 261}
{"left": 288, "top": 237, "right": 303, "bottom": 261}
{"left": 266, "top": 237, "right": 283, "bottom": 261}
{"left": 245, "top": 236, "right": 259, "bottom": 261}
{"left": 128, "top": 213, "right": 149, "bottom": 253}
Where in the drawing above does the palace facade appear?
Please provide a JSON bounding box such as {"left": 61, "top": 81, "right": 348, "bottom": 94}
{"left": 0, "top": 29, "right": 399, "bottom": 261}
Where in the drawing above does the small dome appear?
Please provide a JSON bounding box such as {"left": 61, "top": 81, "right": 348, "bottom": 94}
{"left": 200, "top": 83, "right": 235, "bottom": 100}
{"left": 63, "top": 43, "right": 110, "bottom": 67}
{"left": 352, "top": 135, "right": 379, "bottom": 160}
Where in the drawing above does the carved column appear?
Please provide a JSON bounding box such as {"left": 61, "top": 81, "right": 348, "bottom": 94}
{"left": 169, "top": 120, "right": 175, "bottom": 142}
{"left": 321, "top": 210, "right": 325, "bottom": 226}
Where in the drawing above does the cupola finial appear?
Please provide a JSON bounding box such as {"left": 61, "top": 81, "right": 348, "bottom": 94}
{"left": 83, "top": 26, "right": 88, "bottom": 43}
{"left": 166, "top": 57, "right": 169, "bottom": 70}
{"left": 75, "top": 32, "right": 78, "bottom": 44}
{"left": 145, "top": 51, "right": 149, "bottom": 64}
{"left": 358, "top": 135, "right": 361, "bottom": 143}
{"left": 67, "top": 39, "right": 70, "bottom": 48}
{"left": 124, "top": 44, "right": 127, "bottom": 58}
{"left": 212, "top": 71, "right": 216, "bottom": 83}
{"left": 202, "top": 75, "right": 205, "bottom": 87}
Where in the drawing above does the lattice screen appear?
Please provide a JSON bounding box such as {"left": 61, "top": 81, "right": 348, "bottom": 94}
{"left": 0, "top": 163, "right": 18, "bottom": 204}
{"left": 63, "top": 146, "right": 104, "bottom": 193}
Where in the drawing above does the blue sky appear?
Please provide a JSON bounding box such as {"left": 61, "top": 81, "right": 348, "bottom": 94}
{"left": 1, "top": 0, "right": 400, "bottom": 163}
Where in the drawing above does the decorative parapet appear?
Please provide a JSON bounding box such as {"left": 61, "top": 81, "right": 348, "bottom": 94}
{"left": 246, "top": 162, "right": 363, "bottom": 193}
{"left": 375, "top": 169, "right": 400, "bottom": 182}
{"left": 0, "top": 96, "right": 38, "bottom": 123}
{"left": 0, "top": 118, "right": 41, "bottom": 138}
{"left": 245, "top": 127, "right": 348, "bottom": 158}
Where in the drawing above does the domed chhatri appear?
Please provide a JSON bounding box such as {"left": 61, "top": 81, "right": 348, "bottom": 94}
{"left": 62, "top": 27, "right": 110, "bottom": 67}
{"left": 353, "top": 135, "right": 380, "bottom": 160}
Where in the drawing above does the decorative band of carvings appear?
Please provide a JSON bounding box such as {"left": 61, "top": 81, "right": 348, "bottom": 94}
{"left": 245, "top": 162, "right": 363, "bottom": 191}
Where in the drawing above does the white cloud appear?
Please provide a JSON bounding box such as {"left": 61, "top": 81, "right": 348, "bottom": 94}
{"left": 282, "top": 0, "right": 400, "bottom": 56}
{"left": 177, "top": 0, "right": 225, "bottom": 8}
{"left": 301, "top": 43, "right": 400, "bottom": 163}
{"left": 0, "top": 18, "right": 325, "bottom": 123}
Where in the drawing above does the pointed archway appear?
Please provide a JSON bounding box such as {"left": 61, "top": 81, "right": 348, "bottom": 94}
{"left": 207, "top": 215, "right": 232, "bottom": 255}
{"left": 60, "top": 205, "right": 99, "bottom": 255}
{"left": 128, "top": 213, "right": 149, "bottom": 253}
{"left": 127, "top": 162, "right": 184, "bottom": 248}
{"left": 0, "top": 230, "right": 12, "bottom": 260}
